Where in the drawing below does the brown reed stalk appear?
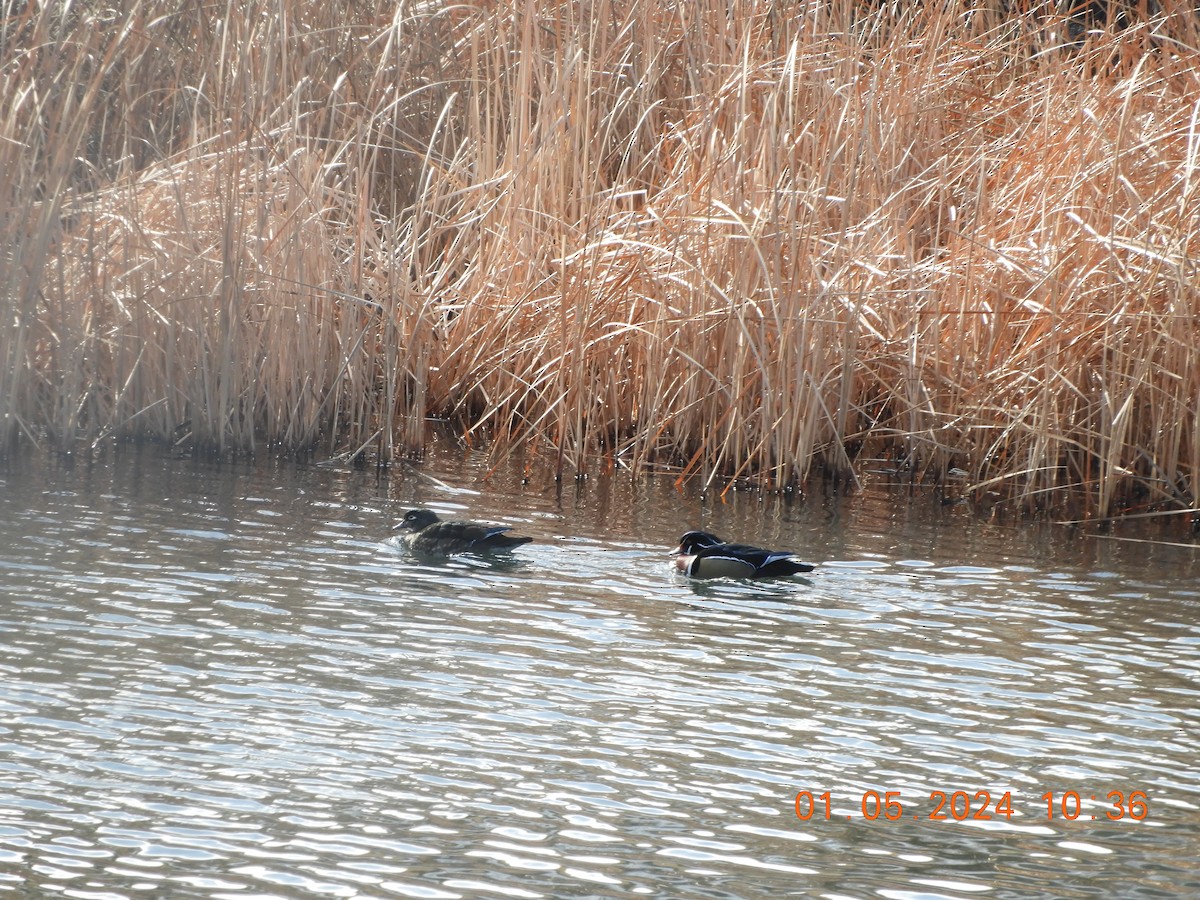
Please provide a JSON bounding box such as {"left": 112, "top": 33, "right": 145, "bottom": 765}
{"left": 3, "top": 0, "right": 1198, "bottom": 520}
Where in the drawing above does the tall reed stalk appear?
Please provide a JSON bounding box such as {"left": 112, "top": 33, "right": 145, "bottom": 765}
{"left": 2, "top": 0, "right": 1198, "bottom": 519}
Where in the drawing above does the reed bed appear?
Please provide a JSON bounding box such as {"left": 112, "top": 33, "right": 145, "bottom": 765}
{"left": 2, "top": 0, "right": 1199, "bottom": 520}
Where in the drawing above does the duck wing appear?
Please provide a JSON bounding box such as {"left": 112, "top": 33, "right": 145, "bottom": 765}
{"left": 410, "top": 520, "right": 532, "bottom": 555}
{"left": 697, "top": 542, "right": 814, "bottom": 577}
{"left": 756, "top": 555, "right": 816, "bottom": 576}
{"left": 466, "top": 525, "right": 533, "bottom": 551}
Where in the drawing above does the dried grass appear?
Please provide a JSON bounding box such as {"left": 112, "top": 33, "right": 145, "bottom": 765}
{"left": 3, "top": 0, "right": 1199, "bottom": 519}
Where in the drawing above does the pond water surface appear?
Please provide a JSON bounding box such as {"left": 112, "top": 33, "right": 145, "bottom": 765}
{"left": 1, "top": 446, "right": 1198, "bottom": 899}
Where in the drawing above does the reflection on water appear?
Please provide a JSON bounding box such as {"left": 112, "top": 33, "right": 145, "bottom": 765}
{"left": 0, "top": 446, "right": 1198, "bottom": 899}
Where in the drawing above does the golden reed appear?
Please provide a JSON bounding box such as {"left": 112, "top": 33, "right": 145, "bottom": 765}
{"left": 1, "top": 1, "right": 1197, "bottom": 520}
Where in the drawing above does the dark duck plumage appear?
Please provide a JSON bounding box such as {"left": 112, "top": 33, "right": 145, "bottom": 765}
{"left": 672, "top": 530, "right": 815, "bottom": 579}
{"left": 395, "top": 508, "right": 533, "bottom": 556}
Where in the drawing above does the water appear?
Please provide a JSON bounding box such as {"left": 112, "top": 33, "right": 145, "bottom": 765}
{"left": 1, "top": 445, "right": 1198, "bottom": 899}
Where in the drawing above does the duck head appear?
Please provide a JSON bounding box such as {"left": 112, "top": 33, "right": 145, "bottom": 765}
{"left": 395, "top": 508, "right": 441, "bottom": 532}
{"left": 672, "top": 530, "right": 724, "bottom": 556}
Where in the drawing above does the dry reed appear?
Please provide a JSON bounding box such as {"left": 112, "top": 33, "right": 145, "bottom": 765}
{"left": 2, "top": 0, "right": 1199, "bottom": 520}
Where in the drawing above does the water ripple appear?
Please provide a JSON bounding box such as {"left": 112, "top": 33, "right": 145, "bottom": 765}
{"left": 0, "top": 452, "right": 1197, "bottom": 898}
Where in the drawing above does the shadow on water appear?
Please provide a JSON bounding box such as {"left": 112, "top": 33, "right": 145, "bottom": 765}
{"left": 0, "top": 444, "right": 1197, "bottom": 899}
{"left": 671, "top": 572, "right": 819, "bottom": 605}
{"left": 381, "top": 536, "right": 533, "bottom": 577}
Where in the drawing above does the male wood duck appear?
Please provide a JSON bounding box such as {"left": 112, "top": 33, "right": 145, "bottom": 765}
{"left": 672, "top": 530, "right": 815, "bottom": 578}
{"left": 395, "top": 508, "right": 533, "bottom": 556}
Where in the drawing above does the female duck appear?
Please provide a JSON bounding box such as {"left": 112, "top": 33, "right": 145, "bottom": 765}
{"left": 395, "top": 508, "right": 533, "bottom": 556}
{"left": 672, "top": 530, "right": 815, "bottom": 579}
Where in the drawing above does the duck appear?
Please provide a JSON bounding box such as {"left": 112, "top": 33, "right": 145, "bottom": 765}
{"left": 672, "top": 530, "right": 815, "bottom": 579}
{"left": 394, "top": 508, "right": 533, "bottom": 556}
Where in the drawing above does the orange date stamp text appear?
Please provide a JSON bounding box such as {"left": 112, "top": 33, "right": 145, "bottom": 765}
{"left": 794, "top": 790, "right": 1149, "bottom": 823}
